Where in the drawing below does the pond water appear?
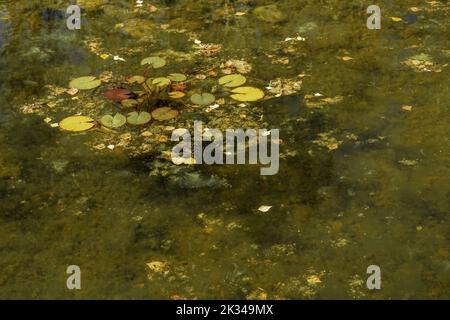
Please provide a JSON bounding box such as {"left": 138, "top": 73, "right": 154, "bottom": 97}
{"left": 0, "top": 0, "right": 449, "bottom": 299}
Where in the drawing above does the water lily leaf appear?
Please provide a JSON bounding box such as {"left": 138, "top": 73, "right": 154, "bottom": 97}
{"left": 218, "top": 74, "right": 247, "bottom": 87}
{"left": 230, "top": 86, "right": 264, "bottom": 102}
{"left": 168, "top": 91, "right": 185, "bottom": 99}
{"left": 151, "top": 107, "right": 179, "bottom": 121}
{"left": 127, "top": 111, "right": 151, "bottom": 125}
{"left": 152, "top": 77, "right": 171, "bottom": 88}
{"left": 60, "top": 115, "right": 96, "bottom": 132}
{"left": 69, "top": 76, "right": 101, "bottom": 90}
{"left": 100, "top": 113, "right": 127, "bottom": 128}
{"left": 121, "top": 99, "right": 139, "bottom": 108}
{"left": 190, "top": 93, "right": 215, "bottom": 105}
{"left": 127, "top": 75, "right": 146, "bottom": 84}
{"left": 167, "top": 73, "right": 187, "bottom": 82}
{"left": 141, "top": 56, "right": 166, "bottom": 68}
{"left": 103, "top": 88, "right": 135, "bottom": 102}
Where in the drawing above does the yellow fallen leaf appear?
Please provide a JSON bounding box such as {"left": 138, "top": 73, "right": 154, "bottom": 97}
{"left": 341, "top": 56, "right": 353, "bottom": 61}
{"left": 402, "top": 105, "right": 413, "bottom": 111}
{"left": 391, "top": 17, "right": 403, "bottom": 22}
{"left": 100, "top": 53, "right": 109, "bottom": 60}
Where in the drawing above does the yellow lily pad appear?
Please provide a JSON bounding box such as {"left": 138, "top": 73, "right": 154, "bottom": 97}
{"left": 168, "top": 91, "right": 185, "bottom": 99}
{"left": 230, "top": 86, "right": 264, "bottom": 102}
{"left": 60, "top": 115, "right": 96, "bottom": 132}
{"left": 219, "top": 74, "right": 247, "bottom": 87}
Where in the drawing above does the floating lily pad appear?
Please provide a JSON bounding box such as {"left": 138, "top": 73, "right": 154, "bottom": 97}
{"left": 152, "top": 77, "right": 171, "bottom": 88}
{"left": 218, "top": 74, "right": 247, "bottom": 87}
{"left": 167, "top": 73, "right": 187, "bottom": 82}
{"left": 168, "top": 91, "right": 185, "bottom": 99}
{"left": 121, "top": 99, "right": 139, "bottom": 108}
{"left": 127, "top": 75, "right": 146, "bottom": 84}
{"left": 69, "top": 76, "right": 101, "bottom": 90}
{"left": 141, "top": 56, "right": 166, "bottom": 68}
{"left": 230, "top": 86, "right": 264, "bottom": 102}
{"left": 127, "top": 111, "right": 151, "bottom": 125}
{"left": 60, "top": 115, "right": 96, "bottom": 132}
{"left": 151, "top": 107, "right": 179, "bottom": 121}
{"left": 100, "top": 113, "right": 127, "bottom": 128}
{"left": 191, "top": 93, "right": 215, "bottom": 105}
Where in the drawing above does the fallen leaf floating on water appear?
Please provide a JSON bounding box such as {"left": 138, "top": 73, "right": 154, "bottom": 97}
{"left": 100, "top": 113, "right": 127, "bottom": 129}
{"left": 258, "top": 205, "right": 272, "bottom": 213}
{"left": 60, "top": 115, "right": 96, "bottom": 132}
{"left": 103, "top": 88, "right": 135, "bottom": 102}
{"left": 167, "top": 73, "right": 187, "bottom": 82}
{"left": 218, "top": 74, "right": 247, "bottom": 88}
{"left": 127, "top": 111, "right": 151, "bottom": 125}
{"left": 151, "top": 107, "right": 179, "bottom": 121}
{"left": 140, "top": 56, "right": 166, "bottom": 68}
{"left": 190, "top": 92, "right": 216, "bottom": 105}
{"left": 69, "top": 76, "right": 101, "bottom": 90}
{"left": 402, "top": 105, "right": 413, "bottom": 111}
{"left": 220, "top": 59, "right": 252, "bottom": 74}
{"left": 230, "top": 87, "right": 264, "bottom": 102}
{"left": 113, "top": 55, "right": 126, "bottom": 62}
{"left": 390, "top": 17, "right": 403, "bottom": 22}
{"left": 146, "top": 261, "right": 167, "bottom": 274}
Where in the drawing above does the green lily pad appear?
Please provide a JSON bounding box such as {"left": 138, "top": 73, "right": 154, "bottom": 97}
{"left": 218, "top": 74, "right": 247, "bottom": 87}
{"left": 151, "top": 107, "right": 179, "bottom": 121}
{"left": 141, "top": 56, "right": 166, "bottom": 68}
{"left": 121, "top": 99, "right": 139, "bottom": 108}
{"left": 100, "top": 113, "right": 127, "bottom": 128}
{"left": 152, "top": 77, "right": 172, "bottom": 88}
{"left": 69, "top": 76, "right": 101, "bottom": 90}
{"left": 127, "top": 111, "right": 151, "bottom": 125}
{"left": 127, "top": 75, "right": 146, "bottom": 84}
{"left": 230, "top": 86, "right": 265, "bottom": 102}
{"left": 190, "top": 93, "right": 215, "bottom": 105}
{"left": 167, "top": 73, "right": 187, "bottom": 82}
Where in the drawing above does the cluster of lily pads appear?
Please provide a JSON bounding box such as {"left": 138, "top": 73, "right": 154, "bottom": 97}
{"left": 59, "top": 56, "right": 265, "bottom": 132}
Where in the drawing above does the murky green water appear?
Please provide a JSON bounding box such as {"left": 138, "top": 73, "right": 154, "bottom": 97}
{"left": 0, "top": 0, "right": 449, "bottom": 299}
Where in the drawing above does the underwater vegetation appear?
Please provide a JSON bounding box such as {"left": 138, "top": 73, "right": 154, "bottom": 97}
{"left": 0, "top": 0, "right": 449, "bottom": 299}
